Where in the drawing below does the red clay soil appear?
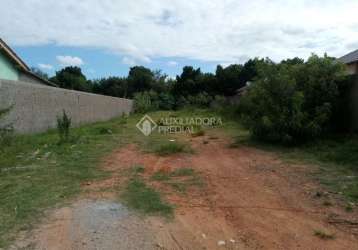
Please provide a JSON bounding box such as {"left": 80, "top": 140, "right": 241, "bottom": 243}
{"left": 100, "top": 135, "right": 358, "bottom": 249}
{"left": 12, "top": 133, "right": 358, "bottom": 250}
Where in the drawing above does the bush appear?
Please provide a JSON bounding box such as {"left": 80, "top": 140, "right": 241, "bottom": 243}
{"left": 0, "top": 107, "right": 14, "bottom": 147}
{"left": 211, "top": 95, "right": 227, "bottom": 111}
{"left": 133, "top": 91, "right": 160, "bottom": 113}
{"left": 57, "top": 110, "right": 71, "bottom": 142}
{"left": 187, "top": 92, "right": 213, "bottom": 107}
{"left": 158, "top": 92, "right": 175, "bottom": 110}
{"left": 175, "top": 96, "right": 190, "bottom": 109}
{"left": 239, "top": 54, "right": 346, "bottom": 144}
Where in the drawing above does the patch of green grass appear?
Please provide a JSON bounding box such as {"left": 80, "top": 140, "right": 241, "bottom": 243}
{"left": 151, "top": 167, "right": 203, "bottom": 194}
{"left": 314, "top": 229, "right": 335, "bottom": 240}
{"left": 132, "top": 164, "right": 145, "bottom": 174}
{"left": 170, "top": 168, "right": 195, "bottom": 177}
{"left": 153, "top": 141, "right": 191, "bottom": 156}
{"left": 167, "top": 182, "right": 188, "bottom": 193}
{"left": 121, "top": 177, "right": 173, "bottom": 217}
{"left": 151, "top": 168, "right": 195, "bottom": 181}
{"left": 151, "top": 171, "right": 171, "bottom": 181}
{"left": 166, "top": 175, "right": 204, "bottom": 193}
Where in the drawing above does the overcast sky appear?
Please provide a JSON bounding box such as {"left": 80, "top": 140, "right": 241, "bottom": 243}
{"left": 1, "top": 0, "right": 358, "bottom": 78}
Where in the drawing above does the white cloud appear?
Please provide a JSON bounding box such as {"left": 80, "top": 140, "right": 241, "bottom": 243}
{"left": 56, "top": 55, "right": 84, "bottom": 66}
{"left": 38, "top": 63, "right": 53, "bottom": 70}
{"left": 122, "top": 57, "right": 136, "bottom": 66}
{"left": 1, "top": 0, "right": 358, "bottom": 63}
{"left": 167, "top": 61, "right": 178, "bottom": 66}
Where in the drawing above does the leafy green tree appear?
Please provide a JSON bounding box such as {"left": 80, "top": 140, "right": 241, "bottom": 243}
{"left": 151, "top": 70, "right": 170, "bottom": 93}
{"left": 197, "top": 73, "right": 218, "bottom": 96}
{"left": 215, "top": 64, "right": 244, "bottom": 96}
{"left": 172, "top": 66, "right": 202, "bottom": 97}
{"left": 239, "top": 55, "right": 346, "bottom": 144}
{"left": 51, "top": 67, "right": 91, "bottom": 92}
{"left": 281, "top": 57, "right": 304, "bottom": 66}
{"left": 92, "top": 77, "right": 128, "bottom": 98}
{"left": 239, "top": 58, "right": 267, "bottom": 86}
{"left": 127, "top": 66, "right": 154, "bottom": 96}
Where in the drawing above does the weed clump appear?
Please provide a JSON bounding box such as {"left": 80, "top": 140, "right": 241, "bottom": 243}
{"left": 57, "top": 110, "right": 71, "bottom": 143}
{"left": 0, "top": 107, "right": 14, "bottom": 147}
{"left": 314, "top": 230, "right": 335, "bottom": 240}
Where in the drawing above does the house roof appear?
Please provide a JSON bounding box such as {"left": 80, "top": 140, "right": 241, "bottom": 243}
{"left": 0, "top": 38, "right": 30, "bottom": 71}
{"left": 339, "top": 49, "right": 358, "bottom": 64}
{"left": 0, "top": 38, "right": 57, "bottom": 87}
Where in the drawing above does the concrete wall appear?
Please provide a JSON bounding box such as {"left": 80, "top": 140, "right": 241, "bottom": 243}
{"left": 0, "top": 79, "right": 133, "bottom": 133}
{"left": 18, "top": 71, "right": 46, "bottom": 86}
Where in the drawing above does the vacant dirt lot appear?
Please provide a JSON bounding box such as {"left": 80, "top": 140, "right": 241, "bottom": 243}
{"left": 11, "top": 132, "right": 358, "bottom": 250}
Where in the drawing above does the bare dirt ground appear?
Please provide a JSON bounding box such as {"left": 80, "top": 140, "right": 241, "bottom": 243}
{"left": 11, "top": 133, "right": 358, "bottom": 250}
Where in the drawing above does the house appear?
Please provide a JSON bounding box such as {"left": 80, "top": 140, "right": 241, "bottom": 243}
{"left": 338, "top": 49, "right": 358, "bottom": 75}
{"left": 0, "top": 38, "right": 56, "bottom": 86}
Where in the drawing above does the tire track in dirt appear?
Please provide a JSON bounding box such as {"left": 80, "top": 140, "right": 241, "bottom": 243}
{"left": 11, "top": 133, "right": 358, "bottom": 250}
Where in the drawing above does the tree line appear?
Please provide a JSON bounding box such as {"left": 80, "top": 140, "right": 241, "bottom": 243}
{"left": 33, "top": 59, "right": 264, "bottom": 97}
{"left": 31, "top": 54, "right": 354, "bottom": 144}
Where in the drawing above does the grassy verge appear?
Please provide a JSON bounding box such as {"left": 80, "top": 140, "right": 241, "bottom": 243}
{"left": 249, "top": 136, "right": 358, "bottom": 202}
{"left": 0, "top": 109, "right": 214, "bottom": 247}
{"left": 0, "top": 115, "right": 134, "bottom": 247}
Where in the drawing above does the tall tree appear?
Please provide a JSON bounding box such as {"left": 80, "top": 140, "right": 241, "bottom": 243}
{"left": 92, "top": 77, "right": 128, "bottom": 98}
{"left": 172, "top": 66, "right": 202, "bottom": 96}
{"left": 127, "top": 66, "right": 154, "bottom": 96}
{"left": 51, "top": 66, "right": 91, "bottom": 92}
{"left": 215, "top": 64, "right": 243, "bottom": 96}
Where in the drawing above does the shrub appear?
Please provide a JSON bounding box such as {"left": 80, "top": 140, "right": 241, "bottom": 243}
{"left": 0, "top": 107, "right": 14, "bottom": 147}
{"left": 158, "top": 92, "right": 175, "bottom": 110}
{"left": 57, "top": 110, "right": 71, "bottom": 142}
{"left": 133, "top": 90, "right": 160, "bottom": 113}
{"left": 175, "top": 96, "right": 190, "bottom": 109}
{"left": 187, "top": 92, "right": 213, "bottom": 107}
{"left": 133, "top": 91, "right": 152, "bottom": 113}
{"left": 239, "top": 54, "right": 346, "bottom": 144}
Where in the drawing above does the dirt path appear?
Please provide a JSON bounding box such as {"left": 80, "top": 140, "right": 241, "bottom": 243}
{"left": 11, "top": 133, "right": 358, "bottom": 250}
